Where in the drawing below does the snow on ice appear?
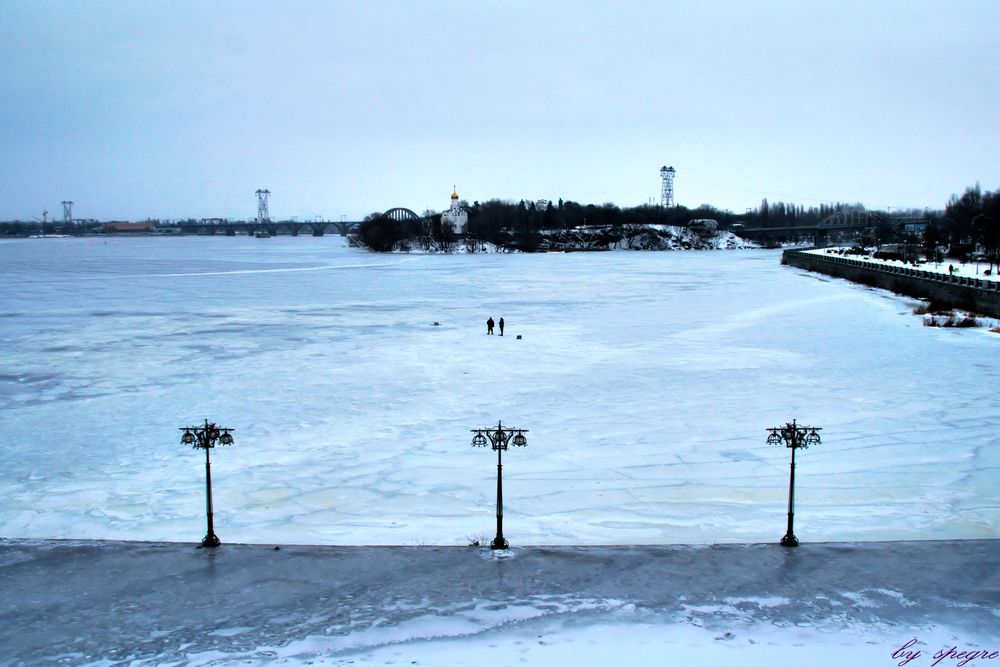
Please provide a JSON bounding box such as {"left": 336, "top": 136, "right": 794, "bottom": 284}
{"left": 0, "top": 236, "right": 998, "bottom": 665}
{"left": 1, "top": 236, "right": 997, "bottom": 546}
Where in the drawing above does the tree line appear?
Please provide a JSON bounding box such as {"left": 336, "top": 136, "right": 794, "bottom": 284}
{"left": 356, "top": 199, "right": 753, "bottom": 252}
{"left": 353, "top": 196, "right": 933, "bottom": 252}
{"left": 5, "top": 184, "right": 995, "bottom": 258}
{"left": 921, "top": 183, "right": 1000, "bottom": 269}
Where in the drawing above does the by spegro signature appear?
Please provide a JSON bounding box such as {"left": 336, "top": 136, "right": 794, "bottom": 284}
{"left": 893, "top": 638, "right": 999, "bottom": 667}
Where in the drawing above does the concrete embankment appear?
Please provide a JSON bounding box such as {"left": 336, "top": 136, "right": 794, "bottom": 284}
{"left": 0, "top": 539, "right": 998, "bottom": 663}
{"left": 783, "top": 249, "right": 1000, "bottom": 317}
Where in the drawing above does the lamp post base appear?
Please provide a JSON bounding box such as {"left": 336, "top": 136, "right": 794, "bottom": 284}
{"left": 201, "top": 534, "right": 221, "bottom": 548}
{"left": 490, "top": 536, "right": 509, "bottom": 550}
{"left": 780, "top": 534, "right": 799, "bottom": 548}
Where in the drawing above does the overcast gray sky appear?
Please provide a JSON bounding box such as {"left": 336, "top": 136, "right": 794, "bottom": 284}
{"left": 2, "top": 1, "right": 998, "bottom": 221}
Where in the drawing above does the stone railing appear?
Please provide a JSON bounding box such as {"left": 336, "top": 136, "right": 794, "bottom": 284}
{"left": 782, "top": 249, "right": 1000, "bottom": 317}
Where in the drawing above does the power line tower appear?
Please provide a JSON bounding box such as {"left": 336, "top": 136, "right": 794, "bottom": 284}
{"left": 62, "top": 201, "right": 74, "bottom": 226}
{"left": 255, "top": 189, "right": 271, "bottom": 224}
{"left": 660, "top": 165, "right": 676, "bottom": 208}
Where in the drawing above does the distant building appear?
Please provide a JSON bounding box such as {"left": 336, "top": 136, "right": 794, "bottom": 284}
{"left": 441, "top": 187, "right": 468, "bottom": 234}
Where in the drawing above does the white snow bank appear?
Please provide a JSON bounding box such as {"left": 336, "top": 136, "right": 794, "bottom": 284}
{"left": 807, "top": 247, "right": 1000, "bottom": 282}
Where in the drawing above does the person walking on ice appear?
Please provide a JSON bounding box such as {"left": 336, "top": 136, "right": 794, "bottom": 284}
{"left": 487, "top": 316, "right": 495, "bottom": 334}
{"left": 498, "top": 317, "right": 505, "bottom": 336}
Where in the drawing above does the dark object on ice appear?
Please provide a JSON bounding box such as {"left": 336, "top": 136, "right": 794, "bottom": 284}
{"left": 516, "top": 335, "right": 522, "bottom": 340}
{"left": 766, "top": 419, "right": 822, "bottom": 548}
{"left": 180, "top": 420, "right": 235, "bottom": 548}
{"left": 498, "top": 317, "right": 505, "bottom": 336}
{"left": 433, "top": 321, "right": 440, "bottom": 326}
{"left": 487, "top": 317, "right": 494, "bottom": 334}
{"left": 471, "top": 421, "right": 528, "bottom": 549}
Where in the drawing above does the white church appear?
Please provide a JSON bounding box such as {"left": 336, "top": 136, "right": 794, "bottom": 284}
{"left": 441, "top": 187, "right": 468, "bottom": 235}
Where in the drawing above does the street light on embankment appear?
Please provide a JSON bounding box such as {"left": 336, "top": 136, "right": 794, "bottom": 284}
{"left": 471, "top": 421, "right": 528, "bottom": 549}
{"left": 766, "top": 419, "right": 822, "bottom": 547}
{"left": 180, "top": 420, "right": 235, "bottom": 548}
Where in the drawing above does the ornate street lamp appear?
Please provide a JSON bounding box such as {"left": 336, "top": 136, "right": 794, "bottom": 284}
{"left": 766, "top": 419, "right": 822, "bottom": 547}
{"left": 471, "top": 421, "right": 528, "bottom": 549}
{"left": 180, "top": 420, "right": 235, "bottom": 548}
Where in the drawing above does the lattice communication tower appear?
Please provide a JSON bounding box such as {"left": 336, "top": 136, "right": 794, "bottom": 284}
{"left": 660, "top": 166, "right": 676, "bottom": 208}
{"left": 255, "top": 189, "right": 271, "bottom": 224}
{"left": 62, "top": 201, "right": 73, "bottom": 225}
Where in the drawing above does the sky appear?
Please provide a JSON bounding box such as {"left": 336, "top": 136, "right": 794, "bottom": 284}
{"left": 2, "top": 0, "right": 998, "bottom": 222}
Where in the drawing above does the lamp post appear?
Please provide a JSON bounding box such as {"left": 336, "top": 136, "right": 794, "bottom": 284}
{"left": 766, "top": 420, "right": 821, "bottom": 547}
{"left": 180, "top": 420, "right": 235, "bottom": 548}
{"left": 471, "top": 421, "right": 528, "bottom": 549}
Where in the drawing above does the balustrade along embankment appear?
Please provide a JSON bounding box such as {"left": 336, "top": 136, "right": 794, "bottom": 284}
{"left": 782, "top": 249, "right": 1000, "bottom": 318}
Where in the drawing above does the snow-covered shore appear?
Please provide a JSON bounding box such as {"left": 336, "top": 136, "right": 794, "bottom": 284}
{"left": 539, "top": 225, "right": 757, "bottom": 251}
{"left": 350, "top": 226, "right": 758, "bottom": 253}
{"left": 807, "top": 246, "right": 1000, "bottom": 283}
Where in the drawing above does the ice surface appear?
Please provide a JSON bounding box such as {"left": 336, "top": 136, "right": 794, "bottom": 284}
{"left": 0, "top": 237, "right": 999, "bottom": 546}
{"left": 0, "top": 539, "right": 996, "bottom": 665}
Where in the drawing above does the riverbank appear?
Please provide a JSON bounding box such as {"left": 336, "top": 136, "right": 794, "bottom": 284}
{"left": 783, "top": 248, "right": 1000, "bottom": 318}
{"left": 1, "top": 538, "right": 997, "bottom": 665}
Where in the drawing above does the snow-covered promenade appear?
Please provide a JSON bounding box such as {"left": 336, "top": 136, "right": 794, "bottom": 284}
{"left": 1, "top": 538, "right": 997, "bottom": 665}
{"left": 788, "top": 248, "right": 1000, "bottom": 317}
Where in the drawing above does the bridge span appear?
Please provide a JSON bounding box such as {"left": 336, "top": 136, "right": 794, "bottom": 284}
{"left": 171, "top": 219, "right": 363, "bottom": 236}
{"left": 738, "top": 212, "right": 924, "bottom": 247}
{"left": 172, "top": 207, "right": 429, "bottom": 237}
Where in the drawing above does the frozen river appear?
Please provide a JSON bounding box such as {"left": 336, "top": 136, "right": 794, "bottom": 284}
{"left": 1, "top": 236, "right": 998, "bottom": 546}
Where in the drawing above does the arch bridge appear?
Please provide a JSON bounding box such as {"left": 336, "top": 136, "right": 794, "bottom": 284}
{"left": 373, "top": 207, "right": 431, "bottom": 233}
{"left": 175, "top": 219, "right": 362, "bottom": 237}
{"left": 380, "top": 208, "right": 430, "bottom": 232}
{"left": 165, "top": 207, "right": 429, "bottom": 238}
{"left": 738, "top": 211, "right": 884, "bottom": 247}
{"left": 813, "top": 211, "right": 883, "bottom": 247}
{"left": 816, "top": 210, "right": 882, "bottom": 231}
{"left": 382, "top": 207, "right": 422, "bottom": 223}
